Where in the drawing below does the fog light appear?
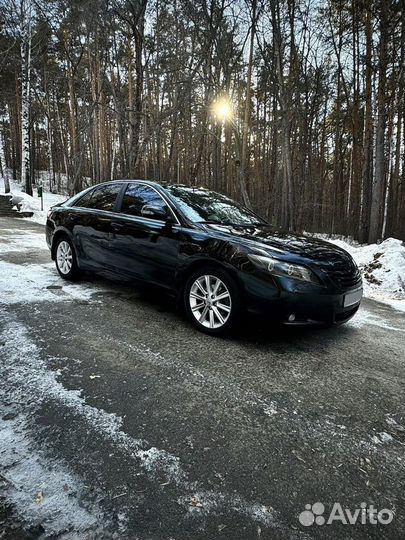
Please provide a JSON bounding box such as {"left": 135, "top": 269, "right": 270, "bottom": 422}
{"left": 288, "top": 314, "right": 296, "bottom": 322}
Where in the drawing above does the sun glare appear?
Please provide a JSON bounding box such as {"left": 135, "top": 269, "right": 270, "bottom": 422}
{"left": 212, "top": 98, "right": 233, "bottom": 121}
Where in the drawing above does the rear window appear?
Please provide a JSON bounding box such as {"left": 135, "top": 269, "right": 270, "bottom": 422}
{"left": 74, "top": 184, "right": 121, "bottom": 211}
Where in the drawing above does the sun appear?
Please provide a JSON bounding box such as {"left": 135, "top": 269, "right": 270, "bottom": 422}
{"left": 211, "top": 97, "right": 233, "bottom": 121}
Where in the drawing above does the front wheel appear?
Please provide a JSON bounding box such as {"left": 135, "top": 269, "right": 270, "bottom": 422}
{"left": 55, "top": 236, "right": 80, "bottom": 280}
{"left": 184, "top": 267, "right": 242, "bottom": 335}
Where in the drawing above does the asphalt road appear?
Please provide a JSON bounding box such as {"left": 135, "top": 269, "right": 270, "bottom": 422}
{"left": 0, "top": 216, "right": 404, "bottom": 540}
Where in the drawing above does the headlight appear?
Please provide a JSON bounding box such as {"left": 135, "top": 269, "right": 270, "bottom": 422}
{"left": 248, "top": 254, "right": 321, "bottom": 285}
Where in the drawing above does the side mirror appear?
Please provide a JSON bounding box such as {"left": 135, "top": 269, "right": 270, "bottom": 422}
{"left": 141, "top": 203, "right": 171, "bottom": 222}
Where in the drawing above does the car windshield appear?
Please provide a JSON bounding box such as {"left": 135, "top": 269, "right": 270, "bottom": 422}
{"left": 165, "top": 186, "right": 267, "bottom": 226}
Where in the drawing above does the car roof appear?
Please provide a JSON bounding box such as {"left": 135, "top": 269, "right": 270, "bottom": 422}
{"left": 96, "top": 179, "right": 208, "bottom": 191}
{"left": 102, "top": 179, "right": 165, "bottom": 189}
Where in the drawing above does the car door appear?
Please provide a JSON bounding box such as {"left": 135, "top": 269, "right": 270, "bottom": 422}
{"left": 71, "top": 183, "right": 123, "bottom": 269}
{"left": 108, "top": 182, "right": 181, "bottom": 289}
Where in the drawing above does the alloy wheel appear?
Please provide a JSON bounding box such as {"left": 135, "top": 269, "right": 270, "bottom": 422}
{"left": 189, "top": 274, "right": 232, "bottom": 329}
{"left": 56, "top": 240, "right": 73, "bottom": 275}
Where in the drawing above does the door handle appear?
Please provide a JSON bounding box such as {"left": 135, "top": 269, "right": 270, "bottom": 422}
{"left": 111, "top": 222, "right": 124, "bottom": 232}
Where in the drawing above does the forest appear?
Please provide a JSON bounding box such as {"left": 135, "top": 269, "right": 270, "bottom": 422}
{"left": 0, "top": 0, "right": 404, "bottom": 243}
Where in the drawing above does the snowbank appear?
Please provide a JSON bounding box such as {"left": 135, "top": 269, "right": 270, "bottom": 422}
{"left": 0, "top": 177, "right": 68, "bottom": 224}
{"left": 316, "top": 235, "right": 405, "bottom": 311}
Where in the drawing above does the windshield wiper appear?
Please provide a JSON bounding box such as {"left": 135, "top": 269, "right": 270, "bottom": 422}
{"left": 199, "top": 220, "right": 269, "bottom": 227}
{"left": 198, "top": 220, "right": 230, "bottom": 225}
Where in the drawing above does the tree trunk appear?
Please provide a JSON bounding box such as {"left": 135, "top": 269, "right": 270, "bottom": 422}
{"left": 359, "top": 4, "right": 373, "bottom": 243}
{"left": 271, "top": 0, "right": 295, "bottom": 229}
{"left": 239, "top": 0, "right": 256, "bottom": 208}
{"left": 0, "top": 128, "right": 10, "bottom": 193}
{"left": 369, "top": 0, "right": 388, "bottom": 243}
{"left": 45, "top": 88, "right": 55, "bottom": 192}
{"left": 20, "top": 0, "right": 32, "bottom": 195}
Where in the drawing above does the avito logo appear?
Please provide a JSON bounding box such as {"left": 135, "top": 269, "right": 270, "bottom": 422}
{"left": 299, "top": 502, "right": 393, "bottom": 526}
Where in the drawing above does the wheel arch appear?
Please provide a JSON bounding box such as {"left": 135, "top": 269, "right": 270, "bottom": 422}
{"left": 51, "top": 227, "right": 75, "bottom": 261}
{"left": 175, "top": 258, "right": 246, "bottom": 307}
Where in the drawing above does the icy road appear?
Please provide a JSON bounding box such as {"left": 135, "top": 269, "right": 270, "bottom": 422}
{"left": 0, "top": 216, "right": 404, "bottom": 540}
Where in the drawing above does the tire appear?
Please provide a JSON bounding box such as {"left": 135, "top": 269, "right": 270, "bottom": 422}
{"left": 183, "top": 266, "right": 242, "bottom": 335}
{"left": 54, "top": 235, "right": 81, "bottom": 281}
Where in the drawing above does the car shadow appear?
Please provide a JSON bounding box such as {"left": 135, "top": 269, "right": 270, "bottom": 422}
{"left": 234, "top": 315, "right": 354, "bottom": 352}
{"left": 82, "top": 271, "right": 358, "bottom": 352}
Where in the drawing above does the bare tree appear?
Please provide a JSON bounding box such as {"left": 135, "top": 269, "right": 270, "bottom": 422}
{"left": 0, "top": 126, "right": 11, "bottom": 193}
{"left": 238, "top": 0, "right": 256, "bottom": 209}
{"left": 19, "top": 0, "right": 33, "bottom": 195}
{"left": 369, "top": 0, "right": 389, "bottom": 243}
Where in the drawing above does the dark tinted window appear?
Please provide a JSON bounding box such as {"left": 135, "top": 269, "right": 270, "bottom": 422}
{"left": 121, "top": 184, "right": 168, "bottom": 217}
{"left": 74, "top": 189, "right": 94, "bottom": 208}
{"left": 75, "top": 184, "right": 121, "bottom": 211}
{"left": 165, "top": 186, "right": 266, "bottom": 225}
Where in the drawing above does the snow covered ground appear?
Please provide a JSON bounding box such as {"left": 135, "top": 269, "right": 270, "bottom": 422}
{"left": 0, "top": 176, "right": 67, "bottom": 224}
{"left": 0, "top": 227, "right": 113, "bottom": 305}
{"left": 0, "top": 410, "right": 107, "bottom": 537}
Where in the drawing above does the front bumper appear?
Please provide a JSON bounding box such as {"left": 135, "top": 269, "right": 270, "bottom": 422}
{"left": 275, "top": 289, "right": 361, "bottom": 325}
{"left": 241, "top": 272, "right": 362, "bottom": 325}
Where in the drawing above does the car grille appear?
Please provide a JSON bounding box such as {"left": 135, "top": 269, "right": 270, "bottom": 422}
{"left": 327, "top": 262, "right": 362, "bottom": 290}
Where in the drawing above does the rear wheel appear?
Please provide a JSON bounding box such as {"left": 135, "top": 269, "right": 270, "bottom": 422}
{"left": 184, "top": 267, "right": 241, "bottom": 335}
{"left": 55, "top": 236, "right": 80, "bottom": 280}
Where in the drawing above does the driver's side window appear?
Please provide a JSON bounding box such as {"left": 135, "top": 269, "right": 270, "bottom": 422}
{"left": 120, "top": 184, "right": 167, "bottom": 218}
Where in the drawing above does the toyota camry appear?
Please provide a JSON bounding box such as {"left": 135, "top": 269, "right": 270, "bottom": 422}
{"left": 46, "top": 180, "right": 363, "bottom": 335}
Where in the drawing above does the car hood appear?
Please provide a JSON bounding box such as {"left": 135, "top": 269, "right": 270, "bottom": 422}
{"left": 202, "top": 223, "right": 355, "bottom": 266}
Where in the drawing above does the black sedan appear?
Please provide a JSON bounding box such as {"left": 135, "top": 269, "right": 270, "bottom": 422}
{"left": 46, "top": 180, "right": 362, "bottom": 335}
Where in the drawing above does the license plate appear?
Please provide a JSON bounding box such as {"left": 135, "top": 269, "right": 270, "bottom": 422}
{"left": 344, "top": 288, "right": 363, "bottom": 307}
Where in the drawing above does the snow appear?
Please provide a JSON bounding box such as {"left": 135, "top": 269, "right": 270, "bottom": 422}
{"left": 263, "top": 402, "right": 278, "bottom": 417}
{"left": 0, "top": 229, "right": 47, "bottom": 253}
{"left": 0, "top": 227, "right": 111, "bottom": 304}
{"left": 0, "top": 260, "right": 108, "bottom": 305}
{"left": 385, "top": 415, "right": 405, "bottom": 432}
{"left": 314, "top": 235, "right": 405, "bottom": 312}
{"left": 0, "top": 176, "right": 67, "bottom": 224}
{"left": 180, "top": 490, "right": 280, "bottom": 529}
{"left": 348, "top": 308, "right": 405, "bottom": 333}
{"left": 0, "top": 413, "right": 106, "bottom": 538}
